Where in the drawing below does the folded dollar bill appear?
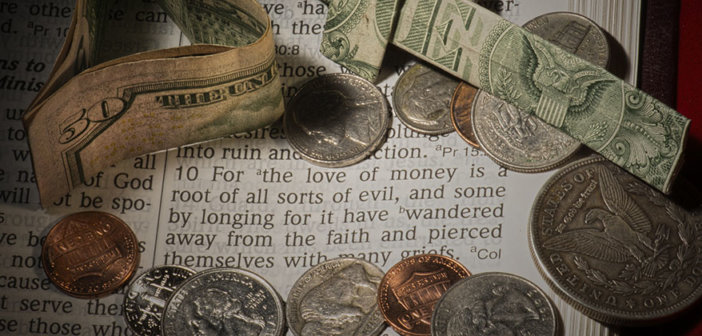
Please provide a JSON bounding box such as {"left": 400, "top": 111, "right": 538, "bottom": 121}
{"left": 319, "top": 0, "right": 689, "bottom": 194}
{"left": 24, "top": 0, "right": 284, "bottom": 207}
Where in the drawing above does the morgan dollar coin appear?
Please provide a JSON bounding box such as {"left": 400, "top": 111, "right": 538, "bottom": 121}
{"left": 124, "top": 265, "right": 196, "bottom": 336}
{"left": 284, "top": 73, "right": 391, "bottom": 168}
{"left": 471, "top": 12, "right": 610, "bottom": 173}
{"left": 161, "top": 268, "right": 285, "bottom": 336}
{"left": 286, "top": 258, "right": 386, "bottom": 336}
{"left": 378, "top": 254, "right": 470, "bottom": 336}
{"left": 431, "top": 272, "right": 558, "bottom": 336}
{"left": 41, "top": 211, "right": 139, "bottom": 298}
{"left": 529, "top": 156, "right": 702, "bottom": 325}
{"left": 393, "top": 63, "right": 460, "bottom": 135}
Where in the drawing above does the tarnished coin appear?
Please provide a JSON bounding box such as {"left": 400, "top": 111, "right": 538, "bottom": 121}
{"left": 431, "top": 272, "right": 558, "bottom": 336}
{"left": 523, "top": 12, "right": 610, "bottom": 68}
{"left": 284, "top": 73, "right": 391, "bottom": 168}
{"left": 471, "top": 90, "right": 582, "bottom": 172}
{"left": 450, "top": 82, "right": 480, "bottom": 148}
{"left": 529, "top": 156, "right": 702, "bottom": 325}
{"left": 393, "top": 63, "right": 460, "bottom": 135}
{"left": 162, "top": 268, "right": 285, "bottom": 336}
{"left": 471, "top": 12, "right": 611, "bottom": 172}
{"left": 286, "top": 258, "right": 386, "bottom": 336}
{"left": 41, "top": 211, "right": 139, "bottom": 298}
{"left": 124, "top": 265, "right": 196, "bottom": 336}
{"left": 378, "top": 254, "right": 470, "bottom": 336}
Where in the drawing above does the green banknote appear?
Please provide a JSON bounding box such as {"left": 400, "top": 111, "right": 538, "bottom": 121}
{"left": 24, "top": 0, "right": 284, "bottom": 207}
{"left": 319, "top": 0, "right": 401, "bottom": 82}
{"left": 321, "top": 0, "right": 689, "bottom": 193}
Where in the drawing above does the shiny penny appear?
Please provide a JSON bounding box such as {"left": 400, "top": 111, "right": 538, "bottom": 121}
{"left": 378, "top": 254, "right": 470, "bottom": 336}
{"left": 42, "top": 211, "right": 140, "bottom": 298}
{"left": 124, "top": 265, "right": 196, "bottom": 336}
{"left": 286, "top": 257, "right": 386, "bottom": 336}
{"left": 450, "top": 82, "right": 480, "bottom": 148}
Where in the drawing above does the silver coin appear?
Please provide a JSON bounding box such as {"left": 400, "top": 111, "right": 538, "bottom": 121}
{"left": 393, "top": 63, "right": 460, "bottom": 135}
{"left": 523, "top": 12, "right": 610, "bottom": 69}
{"left": 431, "top": 272, "right": 558, "bottom": 336}
{"left": 286, "top": 258, "right": 386, "bottom": 336}
{"left": 471, "top": 90, "right": 581, "bottom": 172}
{"left": 161, "top": 268, "right": 285, "bottom": 336}
{"left": 284, "top": 73, "right": 391, "bottom": 168}
{"left": 123, "top": 265, "right": 196, "bottom": 336}
{"left": 471, "top": 12, "right": 610, "bottom": 173}
{"left": 529, "top": 156, "right": 702, "bottom": 325}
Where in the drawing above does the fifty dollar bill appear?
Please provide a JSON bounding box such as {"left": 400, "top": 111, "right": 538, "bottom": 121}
{"left": 24, "top": 0, "right": 284, "bottom": 207}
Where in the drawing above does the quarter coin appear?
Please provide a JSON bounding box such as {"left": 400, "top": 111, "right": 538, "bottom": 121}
{"left": 284, "top": 73, "right": 391, "bottom": 168}
{"left": 124, "top": 265, "right": 196, "bottom": 336}
{"left": 161, "top": 268, "right": 285, "bottom": 336}
{"left": 286, "top": 258, "right": 386, "bottom": 336}
{"left": 431, "top": 272, "right": 558, "bottom": 336}
{"left": 393, "top": 63, "right": 459, "bottom": 135}
{"left": 378, "top": 254, "right": 470, "bottom": 336}
{"left": 41, "top": 211, "right": 139, "bottom": 298}
{"left": 529, "top": 156, "right": 702, "bottom": 325}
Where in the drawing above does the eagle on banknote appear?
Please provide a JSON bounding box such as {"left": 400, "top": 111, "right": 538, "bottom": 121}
{"left": 517, "top": 34, "right": 614, "bottom": 128}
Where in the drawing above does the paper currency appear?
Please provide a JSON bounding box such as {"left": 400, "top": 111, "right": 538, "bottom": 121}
{"left": 321, "top": 0, "right": 690, "bottom": 194}
{"left": 24, "top": 0, "right": 284, "bottom": 207}
{"left": 319, "top": 0, "right": 401, "bottom": 82}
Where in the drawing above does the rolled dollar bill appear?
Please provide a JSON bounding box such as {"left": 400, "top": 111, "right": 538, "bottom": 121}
{"left": 24, "top": 0, "right": 284, "bottom": 207}
{"left": 321, "top": 0, "right": 690, "bottom": 194}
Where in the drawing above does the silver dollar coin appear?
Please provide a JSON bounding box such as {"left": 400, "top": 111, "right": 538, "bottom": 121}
{"left": 286, "top": 258, "right": 386, "bottom": 336}
{"left": 431, "top": 272, "right": 558, "bottom": 336}
{"left": 529, "top": 156, "right": 702, "bottom": 325}
{"left": 284, "top": 73, "right": 391, "bottom": 168}
{"left": 472, "top": 12, "right": 610, "bottom": 173}
{"left": 393, "top": 63, "right": 460, "bottom": 135}
{"left": 161, "top": 268, "right": 285, "bottom": 336}
{"left": 123, "top": 265, "right": 196, "bottom": 336}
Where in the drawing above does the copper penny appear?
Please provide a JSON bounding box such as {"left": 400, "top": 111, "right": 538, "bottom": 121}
{"left": 42, "top": 211, "right": 139, "bottom": 298}
{"left": 450, "top": 82, "right": 480, "bottom": 148}
{"left": 377, "top": 254, "right": 470, "bottom": 336}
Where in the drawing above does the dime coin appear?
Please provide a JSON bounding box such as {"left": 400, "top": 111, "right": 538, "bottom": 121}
{"left": 431, "top": 272, "right": 558, "bottom": 336}
{"left": 471, "top": 12, "right": 610, "bottom": 172}
{"left": 449, "top": 82, "right": 480, "bottom": 148}
{"left": 162, "top": 268, "right": 285, "bottom": 336}
{"left": 393, "top": 63, "right": 460, "bottom": 135}
{"left": 41, "top": 211, "right": 139, "bottom": 298}
{"left": 124, "top": 265, "right": 196, "bottom": 336}
{"left": 378, "top": 254, "right": 470, "bottom": 336}
{"left": 529, "top": 156, "right": 702, "bottom": 325}
{"left": 284, "top": 73, "right": 391, "bottom": 168}
{"left": 286, "top": 258, "right": 386, "bottom": 336}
